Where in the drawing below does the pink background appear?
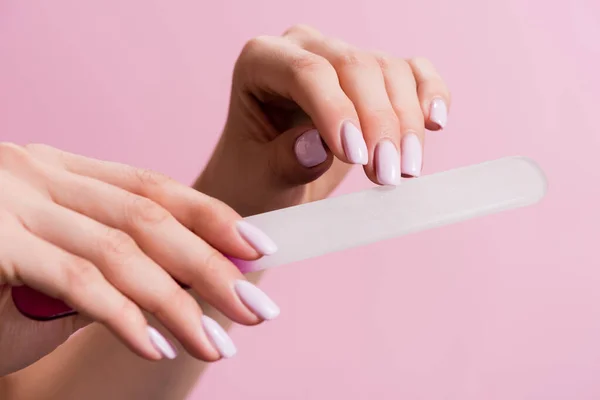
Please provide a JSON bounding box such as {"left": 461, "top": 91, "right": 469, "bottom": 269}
{"left": 1, "top": 1, "right": 599, "bottom": 399}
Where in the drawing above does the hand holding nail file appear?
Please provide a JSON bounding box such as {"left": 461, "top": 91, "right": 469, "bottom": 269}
{"left": 12, "top": 156, "right": 547, "bottom": 320}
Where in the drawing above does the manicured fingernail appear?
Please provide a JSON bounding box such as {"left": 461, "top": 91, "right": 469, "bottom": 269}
{"left": 430, "top": 98, "right": 448, "bottom": 129}
{"left": 147, "top": 326, "right": 177, "bottom": 360}
{"left": 294, "top": 129, "right": 327, "bottom": 168}
{"left": 201, "top": 315, "right": 237, "bottom": 358}
{"left": 235, "top": 280, "right": 280, "bottom": 320}
{"left": 375, "top": 140, "right": 400, "bottom": 185}
{"left": 341, "top": 121, "right": 368, "bottom": 165}
{"left": 401, "top": 133, "right": 422, "bottom": 177}
{"left": 236, "top": 220, "right": 278, "bottom": 256}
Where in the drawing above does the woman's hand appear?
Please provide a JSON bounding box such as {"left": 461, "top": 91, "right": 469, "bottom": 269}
{"left": 0, "top": 25, "right": 452, "bottom": 400}
{"left": 197, "top": 24, "right": 451, "bottom": 216}
{"left": 0, "top": 143, "right": 281, "bottom": 376}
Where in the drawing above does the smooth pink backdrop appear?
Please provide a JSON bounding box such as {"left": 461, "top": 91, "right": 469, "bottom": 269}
{"left": 1, "top": 1, "right": 599, "bottom": 399}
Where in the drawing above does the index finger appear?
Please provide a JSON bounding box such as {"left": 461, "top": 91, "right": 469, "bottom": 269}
{"left": 235, "top": 36, "right": 369, "bottom": 166}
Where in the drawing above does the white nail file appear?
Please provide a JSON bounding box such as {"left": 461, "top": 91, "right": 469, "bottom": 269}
{"left": 233, "top": 156, "right": 547, "bottom": 273}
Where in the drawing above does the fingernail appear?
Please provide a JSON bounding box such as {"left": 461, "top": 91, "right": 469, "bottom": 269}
{"left": 401, "top": 133, "right": 423, "bottom": 177}
{"left": 147, "top": 326, "right": 177, "bottom": 360}
{"left": 294, "top": 129, "right": 328, "bottom": 168}
{"left": 375, "top": 140, "right": 400, "bottom": 185}
{"left": 236, "top": 220, "right": 278, "bottom": 256}
{"left": 430, "top": 98, "right": 448, "bottom": 129}
{"left": 341, "top": 121, "right": 368, "bottom": 165}
{"left": 235, "top": 280, "right": 280, "bottom": 320}
{"left": 201, "top": 315, "right": 237, "bottom": 358}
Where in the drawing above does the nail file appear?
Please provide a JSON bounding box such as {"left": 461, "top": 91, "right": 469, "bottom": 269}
{"left": 233, "top": 156, "right": 546, "bottom": 272}
{"left": 11, "top": 156, "right": 547, "bottom": 320}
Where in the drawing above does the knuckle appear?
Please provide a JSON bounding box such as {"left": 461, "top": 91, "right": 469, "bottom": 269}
{"left": 335, "top": 50, "right": 377, "bottom": 70}
{"left": 378, "top": 55, "right": 413, "bottom": 75}
{"left": 134, "top": 168, "right": 171, "bottom": 189}
{"left": 126, "top": 196, "right": 171, "bottom": 227}
{"left": 288, "top": 54, "right": 334, "bottom": 82}
{"left": 375, "top": 53, "right": 394, "bottom": 70}
{"left": 241, "top": 35, "right": 272, "bottom": 57}
{"left": 409, "top": 56, "right": 444, "bottom": 82}
{"left": 99, "top": 228, "right": 138, "bottom": 262}
{"left": 110, "top": 298, "right": 144, "bottom": 326}
{"left": 289, "top": 53, "right": 326, "bottom": 72}
{"left": 203, "top": 248, "right": 222, "bottom": 270}
{"left": 61, "top": 258, "right": 101, "bottom": 295}
{"left": 197, "top": 249, "right": 225, "bottom": 284}
{"left": 236, "top": 36, "right": 274, "bottom": 78}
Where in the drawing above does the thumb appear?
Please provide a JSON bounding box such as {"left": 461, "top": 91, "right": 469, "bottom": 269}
{"left": 268, "top": 125, "right": 334, "bottom": 186}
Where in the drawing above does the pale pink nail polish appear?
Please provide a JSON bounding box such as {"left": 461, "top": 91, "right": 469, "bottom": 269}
{"left": 147, "top": 326, "right": 177, "bottom": 360}
{"left": 236, "top": 221, "right": 278, "bottom": 256}
{"left": 401, "top": 133, "right": 423, "bottom": 177}
{"left": 430, "top": 98, "right": 448, "bottom": 129}
{"left": 235, "top": 280, "right": 280, "bottom": 320}
{"left": 294, "top": 129, "right": 327, "bottom": 168}
{"left": 341, "top": 122, "right": 368, "bottom": 165}
{"left": 202, "top": 315, "right": 237, "bottom": 358}
{"left": 375, "top": 140, "right": 400, "bottom": 186}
